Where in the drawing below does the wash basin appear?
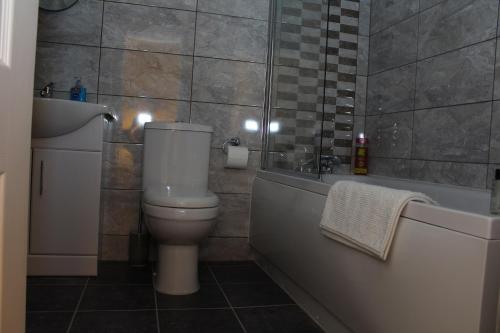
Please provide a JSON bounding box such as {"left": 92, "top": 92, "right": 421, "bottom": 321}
{"left": 32, "top": 98, "right": 115, "bottom": 138}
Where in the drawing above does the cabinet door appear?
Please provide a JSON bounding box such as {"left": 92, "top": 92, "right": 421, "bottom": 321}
{"left": 30, "top": 149, "right": 101, "bottom": 255}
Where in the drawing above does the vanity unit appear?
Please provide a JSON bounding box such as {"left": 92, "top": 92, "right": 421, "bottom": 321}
{"left": 28, "top": 98, "right": 113, "bottom": 276}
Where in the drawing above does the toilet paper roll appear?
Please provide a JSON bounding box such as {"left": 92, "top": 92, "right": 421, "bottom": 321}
{"left": 225, "top": 146, "right": 249, "bottom": 169}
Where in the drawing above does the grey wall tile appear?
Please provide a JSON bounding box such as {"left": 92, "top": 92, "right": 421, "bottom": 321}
{"left": 365, "top": 111, "right": 413, "bottom": 159}
{"left": 370, "top": 0, "right": 418, "bottom": 34}
{"left": 200, "top": 237, "right": 251, "bottom": 261}
{"left": 101, "top": 190, "right": 141, "bottom": 235}
{"left": 412, "top": 103, "right": 491, "bottom": 163}
{"left": 357, "top": 36, "right": 369, "bottom": 76}
{"left": 208, "top": 149, "right": 260, "bottom": 194}
{"left": 415, "top": 40, "right": 495, "bottom": 109}
{"left": 420, "top": 0, "right": 445, "bottom": 11}
{"left": 191, "top": 102, "right": 263, "bottom": 150}
{"left": 100, "top": 235, "right": 129, "bottom": 261}
{"left": 108, "top": 0, "right": 196, "bottom": 10}
{"left": 211, "top": 194, "right": 250, "bottom": 237}
{"left": 102, "top": 2, "right": 195, "bottom": 55}
{"left": 192, "top": 58, "right": 266, "bottom": 106}
{"left": 99, "top": 48, "right": 193, "bottom": 99}
{"left": 369, "top": 16, "right": 418, "bottom": 73}
{"left": 493, "top": 39, "right": 500, "bottom": 100}
{"left": 410, "top": 160, "right": 487, "bottom": 188}
{"left": 34, "top": 90, "right": 98, "bottom": 103}
{"left": 195, "top": 13, "right": 268, "bottom": 63}
{"left": 369, "top": 157, "right": 411, "bottom": 178}
{"left": 489, "top": 101, "right": 500, "bottom": 163}
{"left": 102, "top": 143, "right": 143, "bottom": 190}
{"left": 355, "top": 75, "right": 367, "bottom": 115}
{"left": 418, "top": 0, "right": 498, "bottom": 59}
{"left": 197, "top": 0, "right": 269, "bottom": 20}
{"left": 34, "top": 42, "right": 100, "bottom": 92}
{"left": 367, "top": 64, "right": 416, "bottom": 114}
{"left": 37, "top": 0, "right": 103, "bottom": 46}
{"left": 359, "top": 0, "right": 371, "bottom": 36}
{"left": 100, "top": 95, "right": 190, "bottom": 144}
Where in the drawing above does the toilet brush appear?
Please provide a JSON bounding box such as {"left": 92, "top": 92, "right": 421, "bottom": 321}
{"left": 128, "top": 201, "right": 149, "bottom": 267}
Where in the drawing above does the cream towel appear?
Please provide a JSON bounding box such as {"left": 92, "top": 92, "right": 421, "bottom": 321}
{"left": 320, "top": 181, "right": 436, "bottom": 260}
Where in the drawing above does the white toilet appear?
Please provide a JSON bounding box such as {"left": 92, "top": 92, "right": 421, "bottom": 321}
{"left": 142, "top": 122, "right": 219, "bottom": 295}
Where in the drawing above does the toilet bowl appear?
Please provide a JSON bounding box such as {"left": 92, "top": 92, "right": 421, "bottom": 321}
{"left": 141, "top": 122, "right": 218, "bottom": 295}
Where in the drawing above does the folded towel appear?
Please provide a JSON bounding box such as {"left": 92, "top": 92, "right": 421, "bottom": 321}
{"left": 320, "top": 181, "right": 436, "bottom": 260}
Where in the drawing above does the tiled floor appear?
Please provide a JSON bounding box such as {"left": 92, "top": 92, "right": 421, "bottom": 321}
{"left": 26, "top": 261, "right": 325, "bottom": 333}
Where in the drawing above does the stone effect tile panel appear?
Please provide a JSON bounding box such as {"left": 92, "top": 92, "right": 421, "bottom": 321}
{"left": 100, "top": 95, "right": 190, "bottom": 144}
{"left": 357, "top": 36, "right": 369, "bottom": 76}
{"left": 415, "top": 40, "right": 495, "bottom": 109}
{"left": 418, "top": 0, "right": 498, "bottom": 59}
{"left": 367, "top": 64, "right": 416, "bottom": 115}
{"left": 412, "top": 103, "right": 491, "bottom": 163}
{"left": 365, "top": 112, "right": 413, "bottom": 159}
{"left": 37, "top": 0, "right": 103, "bottom": 46}
{"left": 410, "top": 160, "right": 488, "bottom": 188}
{"left": 101, "top": 190, "right": 141, "bottom": 235}
{"left": 102, "top": 2, "right": 196, "bottom": 55}
{"left": 192, "top": 58, "right": 266, "bottom": 106}
{"left": 195, "top": 13, "right": 268, "bottom": 63}
{"left": 34, "top": 42, "right": 100, "bottom": 92}
{"left": 355, "top": 76, "right": 367, "bottom": 115}
{"left": 200, "top": 237, "right": 252, "bottom": 261}
{"left": 100, "top": 235, "right": 129, "bottom": 261}
{"left": 197, "top": 0, "right": 270, "bottom": 20}
{"left": 99, "top": 48, "right": 193, "bottom": 100}
{"left": 211, "top": 194, "right": 251, "bottom": 237}
{"left": 191, "top": 102, "right": 263, "bottom": 150}
{"left": 108, "top": 0, "right": 196, "bottom": 10}
{"left": 102, "top": 143, "right": 143, "bottom": 190}
{"left": 369, "top": 16, "right": 418, "bottom": 74}
{"left": 370, "top": 0, "right": 418, "bottom": 34}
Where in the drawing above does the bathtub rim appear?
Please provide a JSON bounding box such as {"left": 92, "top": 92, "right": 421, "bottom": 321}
{"left": 256, "top": 170, "right": 500, "bottom": 240}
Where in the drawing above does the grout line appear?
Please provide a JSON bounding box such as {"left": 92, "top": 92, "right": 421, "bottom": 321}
{"left": 102, "top": 0, "right": 268, "bottom": 22}
{"left": 96, "top": 1, "right": 105, "bottom": 104}
{"left": 409, "top": 0, "right": 421, "bottom": 175}
{"left": 188, "top": 0, "right": 199, "bottom": 122}
{"left": 368, "top": 36, "right": 498, "bottom": 77}
{"left": 65, "top": 278, "right": 89, "bottom": 333}
{"left": 207, "top": 266, "right": 248, "bottom": 333}
{"left": 152, "top": 265, "right": 161, "bottom": 333}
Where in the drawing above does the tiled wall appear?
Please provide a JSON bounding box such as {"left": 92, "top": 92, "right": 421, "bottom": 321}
{"left": 34, "top": 0, "right": 269, "bottom": 260}
{"left": 266, "top": 0, "right": 371, "bottom": 174}
{"left": 365, "top": 0, "right": 500, "bottom": 189}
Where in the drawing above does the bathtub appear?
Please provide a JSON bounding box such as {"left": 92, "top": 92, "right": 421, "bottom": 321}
{"left": 250, "top": 170, "right": 500, "bottom": 333}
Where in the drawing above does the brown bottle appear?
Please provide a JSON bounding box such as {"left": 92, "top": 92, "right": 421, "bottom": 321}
{"left": 353, "top": 133, "right": 368, "bottom": 175}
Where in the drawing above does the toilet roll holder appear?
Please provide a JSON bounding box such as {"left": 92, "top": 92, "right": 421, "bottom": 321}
{"left": 222, "top": 137, "right": 241, "bottom": 154}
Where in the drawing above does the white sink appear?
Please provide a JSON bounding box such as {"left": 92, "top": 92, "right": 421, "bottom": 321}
{"left": 32, "top": 98, "right": 115, "bottom": 139}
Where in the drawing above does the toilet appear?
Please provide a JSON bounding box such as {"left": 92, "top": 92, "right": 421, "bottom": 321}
{"left": 142, "top": 122, "right": 219, "bottom": 295}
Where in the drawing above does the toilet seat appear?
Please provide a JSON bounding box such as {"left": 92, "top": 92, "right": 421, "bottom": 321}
{"left": 144, "top": 186, "right": 219, "bottom": 209}
{"left": 143, "top": 202, "right": 218, "bottom": 221}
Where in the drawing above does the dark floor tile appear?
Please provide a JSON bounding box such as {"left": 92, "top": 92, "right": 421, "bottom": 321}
{"left": 221, "top": 283, "right": 294, "bottom": 307}
{"left": 70, "top": 310, "right": 157, "bottom": 333}
{"left": 79, "top": 285, "right": 155, "bottom": 310}
{"left": 210, "top": 262, "right": 273, "bottom": 284}
{"left": 88, "top": 261, "right": 152, "bottom": 285}
{"left": 27, "top": 277, "right": 88, "bottom": 285}
{"left": 27, "top": 285, "right": 84, "bottom": 311}
{"left": 156, "top": 284, "right": 229, "bottom": 309}
{"left": 158, "top": 309, "right": 244, "bottom": 333}
{"left": 236, "top": 305, "right": 324, "bottom": 333}
{"left": 26, "top": 311, "right": 73, "bottom": 333}
{"left": 199, "top": 264, "right": 216, "bottom": 284}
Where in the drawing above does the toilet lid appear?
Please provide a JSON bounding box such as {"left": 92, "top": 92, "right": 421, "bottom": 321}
{"left": 143, "top": 186, "right": 219, "bottom": 209}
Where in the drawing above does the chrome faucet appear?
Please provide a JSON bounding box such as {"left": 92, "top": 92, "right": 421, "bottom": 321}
{"left": 40, "top": 82, "right": 54, "bottom": 98}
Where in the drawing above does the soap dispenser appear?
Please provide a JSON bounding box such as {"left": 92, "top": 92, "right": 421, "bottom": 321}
{"left": 70, "top": 78, "right": 87, "bottom": 102}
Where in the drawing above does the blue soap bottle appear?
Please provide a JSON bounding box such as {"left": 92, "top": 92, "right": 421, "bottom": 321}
{"left": 70, "top": 78, "right": 87, "bottom": 102}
